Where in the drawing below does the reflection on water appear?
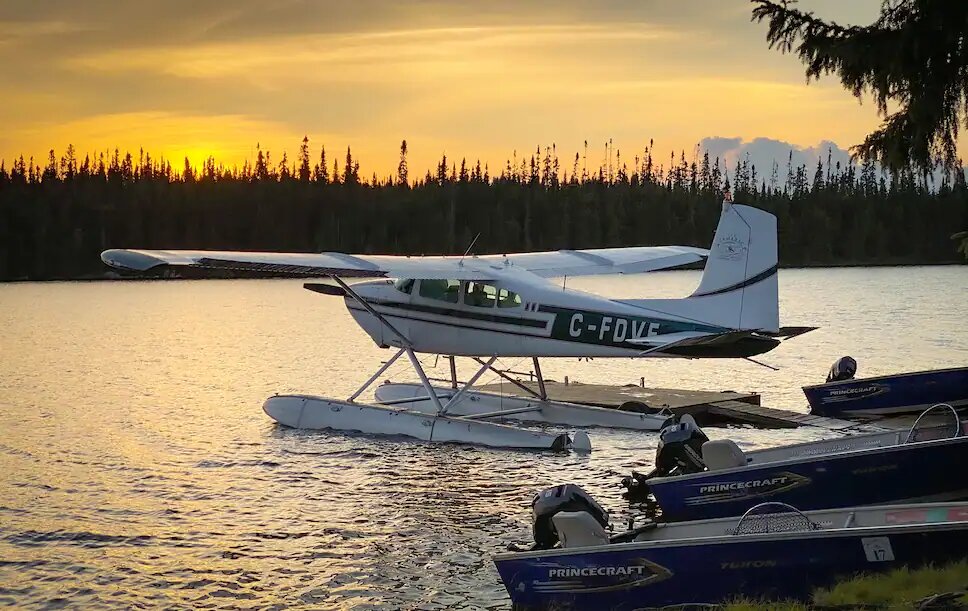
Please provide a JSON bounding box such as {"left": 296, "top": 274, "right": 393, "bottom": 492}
{"left": 0, "top": 267, "right": 965, "bottom": 609}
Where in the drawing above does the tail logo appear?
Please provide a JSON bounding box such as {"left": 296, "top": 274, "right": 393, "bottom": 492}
{"left": 714, "top": 233, "right": 748, "bottom": 261}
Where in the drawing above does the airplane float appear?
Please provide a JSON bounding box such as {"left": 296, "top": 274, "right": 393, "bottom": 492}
{"left": 101, "top": 199, "right": 806, "bottom": 452}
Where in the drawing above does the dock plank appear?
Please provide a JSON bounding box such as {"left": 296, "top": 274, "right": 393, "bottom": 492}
{"left": 707, "top": 400, "right": 891, "bottom": 433}
{"left": 478, "top": 379, "right": 893, "bottom": 432}
{"left": 479, "top": 380, "right": 759, "bottom": 410}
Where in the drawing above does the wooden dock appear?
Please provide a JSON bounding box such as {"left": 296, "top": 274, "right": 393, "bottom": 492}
{"left": 479, "top": 380, "right": 891, "bottom": 432}
{"left": 703, "top": 400, "right": 888, "bottom": 431}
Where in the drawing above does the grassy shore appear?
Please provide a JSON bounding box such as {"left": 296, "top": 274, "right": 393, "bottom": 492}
{"left": 725, "top": 561, "right": 968, "bottom": 610}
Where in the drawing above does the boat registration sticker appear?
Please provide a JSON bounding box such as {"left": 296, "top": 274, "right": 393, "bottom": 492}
{"left": 862, "top": 537, "right": 895, "bottom": 562}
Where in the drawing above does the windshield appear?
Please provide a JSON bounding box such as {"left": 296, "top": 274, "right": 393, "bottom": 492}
{"left": 393, "top": 278, "right": 414, "bottom": 294}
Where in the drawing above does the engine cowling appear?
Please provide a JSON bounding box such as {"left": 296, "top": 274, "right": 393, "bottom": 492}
{"left": 621, "top": 415, "right": 709, "bottom": 501}
{"left": 827, "top": 356, "right": 858, "bottom": 382}
{"left": 531, "top": 484, "right": 608, "bottom": 550}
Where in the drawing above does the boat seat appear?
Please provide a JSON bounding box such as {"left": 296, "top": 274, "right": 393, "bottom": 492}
{"left": 552, "top": 511, "right": 609, "bottom": 548}
{"left": 702, "top": 439, "right": 747, "bottom": 471}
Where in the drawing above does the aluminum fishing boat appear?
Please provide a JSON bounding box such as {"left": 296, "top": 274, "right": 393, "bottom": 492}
{"left": 803, "top": 364, "right": 968, "bottom": 417}
{"left": 621, "top": 404, "right": 968, "bottom": 521}
{"left": 495, "top": 488, "right": 968, "bottom": 609}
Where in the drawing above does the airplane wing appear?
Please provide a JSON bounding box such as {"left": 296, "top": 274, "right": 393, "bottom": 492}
{"left": 101, "top": 245, "right": 707, "bottom": 280}
{"left": 101, "top": 249, "right": 496, "bottom": 280}
{"left": 496, "top": 246, "right": 707, "bottom": 277}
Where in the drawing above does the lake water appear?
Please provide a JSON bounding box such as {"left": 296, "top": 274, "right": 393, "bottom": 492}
{"left": 1, "top": 266, "right": 966, "bottom": 609}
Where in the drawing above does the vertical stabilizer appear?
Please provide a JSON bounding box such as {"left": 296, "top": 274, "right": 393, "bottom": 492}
{"left": 626, "top": 202, "right": 779, "bottom": 332}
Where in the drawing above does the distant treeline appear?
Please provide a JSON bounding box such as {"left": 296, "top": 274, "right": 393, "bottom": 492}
{"left": 1, "top": 138, "right": 966, "bottom": 280}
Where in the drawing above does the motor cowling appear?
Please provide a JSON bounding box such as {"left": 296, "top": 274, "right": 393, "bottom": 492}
{"left": 654, "top": 416, "right": 709, "bottom": 477}
{"left": 827, "top": 356, "right": 857, "bottom": 383}
{"left": 531, "top": 484, "right": 608, "bottom": 550}
{"left": 622, "top": 415, "right": 709, "bottom": 501}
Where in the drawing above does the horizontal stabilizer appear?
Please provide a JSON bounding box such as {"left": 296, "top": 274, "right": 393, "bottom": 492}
{"left": 628, "top": 329, "right": 781, "bottom": 357}
{"left": 303, "top": 282, "right": 346, "bottom": 296}
{"left": 767, "top": 326, "right": 819, "bottom": 340}
{"left": 629, "top": 330, "right": 751, "bottom": 349}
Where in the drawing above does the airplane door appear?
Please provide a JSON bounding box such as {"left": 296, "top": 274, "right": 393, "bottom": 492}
{"left": 410, "top": 279, "right": 462, "bottom": 354}
{"left": 384, "top": 278, "right": 414, "bottom": 346}
{"left": 461, "top": 281, "right": 524, "bottom": 356}
{"left": 494, "top": 284, "right": 525, "bottom": 355}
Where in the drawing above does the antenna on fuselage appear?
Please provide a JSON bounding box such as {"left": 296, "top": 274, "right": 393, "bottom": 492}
{"left": 459, "top": 232, "right": 481, "bottom": 266}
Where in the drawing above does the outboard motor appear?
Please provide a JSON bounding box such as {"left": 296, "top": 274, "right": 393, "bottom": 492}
{"left": 653, "top": 415, "right": 709, "bottom": 476}
{"left": 827, "top": 356, "right": 858, "bottom": 383}
{"left": 530, "top": 484, "right": 608, "bottom": 550}
{"left": 621, "top": 415, "right": 709, "bottom": 502}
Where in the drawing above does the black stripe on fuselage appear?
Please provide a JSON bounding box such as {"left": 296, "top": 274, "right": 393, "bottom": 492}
{"left": 691, "top": 264, "right": 778, "bottom": 298}
{"left": 535, "top": 305, "right": 726, "bottom": 334}
{"left": 345, "top": 305, "right": 550, "bottom": 340}
{"left": 358, "top": 298, "right": 549, "bottom": 328}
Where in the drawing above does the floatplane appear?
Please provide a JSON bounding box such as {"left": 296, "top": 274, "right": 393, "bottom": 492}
{"left": 101, "top": 199, "right": 805, "bottom": 451}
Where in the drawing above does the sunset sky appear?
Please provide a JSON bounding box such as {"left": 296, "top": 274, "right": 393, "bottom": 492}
{"left": 1, "top": 0, "right": 887, "bottom": 176}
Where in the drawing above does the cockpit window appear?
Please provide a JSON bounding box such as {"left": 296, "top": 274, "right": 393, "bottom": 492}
{"left": 393, "top": 278, "right": 414, "bottom": 294}
{"left": 463, "top": 281, "right": 498, "bottom": 308}
{"left": 498, "top": 288, "right": 522, "bottom": 308}
{"left": 418, "top": 279, "right": 459, "bottom": 303}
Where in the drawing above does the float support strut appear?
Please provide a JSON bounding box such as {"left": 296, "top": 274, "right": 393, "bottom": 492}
{"left": 441, "top": 356, "right": 498, "bottom": 415}
{"left": 348, "top": 347, "right": 405, "bottom": 402}
{"left": 533, "top": 358, "right": 548, "bottom": 400}
{"left": 405, "top": 348, "right": 445, "bottom": 414}
{"left": 473, "top": 357, "right": 544, "bottom": 400}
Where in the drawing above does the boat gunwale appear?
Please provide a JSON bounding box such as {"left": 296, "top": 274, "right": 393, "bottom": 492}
{"left": 801, "top": 366, "right": 968, "bottom": 391}
{"left": 493, "top": 514, "right": 968, "bottom": 561}
{"left": 645, "top": 431, "right": 968, "bottom": 486}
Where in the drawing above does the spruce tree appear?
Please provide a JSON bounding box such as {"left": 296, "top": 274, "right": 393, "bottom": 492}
{"left": 314, "top": 146, "right": 329, "bottom": 184}
{"left": 298, "top": 136, "right": 311, "bottom": 182}
{"left": 397, "top": 140, "right": 409, "bottom": 187}
{"left": 752, "top": 0, "right": 968, "bottom": 172}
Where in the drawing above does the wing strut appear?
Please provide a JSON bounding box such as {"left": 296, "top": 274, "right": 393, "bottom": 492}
{"left": 331, "top": 276, "right": 411, "bottom": 347}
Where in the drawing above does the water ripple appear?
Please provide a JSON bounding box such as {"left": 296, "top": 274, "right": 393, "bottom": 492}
{"left": 0, "top": 269, "right": 965, "bottom": 608}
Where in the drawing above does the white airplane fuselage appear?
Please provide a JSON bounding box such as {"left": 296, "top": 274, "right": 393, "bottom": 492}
{"left": 344, "top": 273, "right": 777, "bottom": 358}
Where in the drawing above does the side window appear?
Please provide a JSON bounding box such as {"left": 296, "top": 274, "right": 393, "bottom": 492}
{"left": 464, "top": 281, "right": 498, "bottom": 308}
{"left": 418, "top": 279, "right": 459, "bottom": 303}
{"left": 393, "top": 278, "right": 414, "bottom": 294}
{"left": 498, "top": 288, "right": 522, "bottom": 308}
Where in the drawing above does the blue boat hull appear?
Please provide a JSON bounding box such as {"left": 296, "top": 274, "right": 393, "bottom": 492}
{"left": 495, "top": 521, "right": 968, "bottom": 609}
{"left": 803, "top": 367, "right": 968, "bottom": 417}
{"left": 650, "top": 437, "right": 968, "bottom": 522}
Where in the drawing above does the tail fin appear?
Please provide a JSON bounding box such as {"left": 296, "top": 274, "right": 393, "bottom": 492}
{"left": 626, "top": 202, "right": 779, "bottom": 332}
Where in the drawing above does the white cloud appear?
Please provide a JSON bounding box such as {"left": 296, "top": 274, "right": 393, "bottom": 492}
{"left": 700, "top": 135, "right": 854, "bottom": 175}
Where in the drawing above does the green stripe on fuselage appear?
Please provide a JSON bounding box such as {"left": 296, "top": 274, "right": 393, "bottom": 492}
{"left": 538, "top": 304, "right": 725, "bottom": 348}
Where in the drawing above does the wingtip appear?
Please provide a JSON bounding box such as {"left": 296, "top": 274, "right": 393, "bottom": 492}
{"left": 100, "top": 249, "right": 164, "bottom": 272}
